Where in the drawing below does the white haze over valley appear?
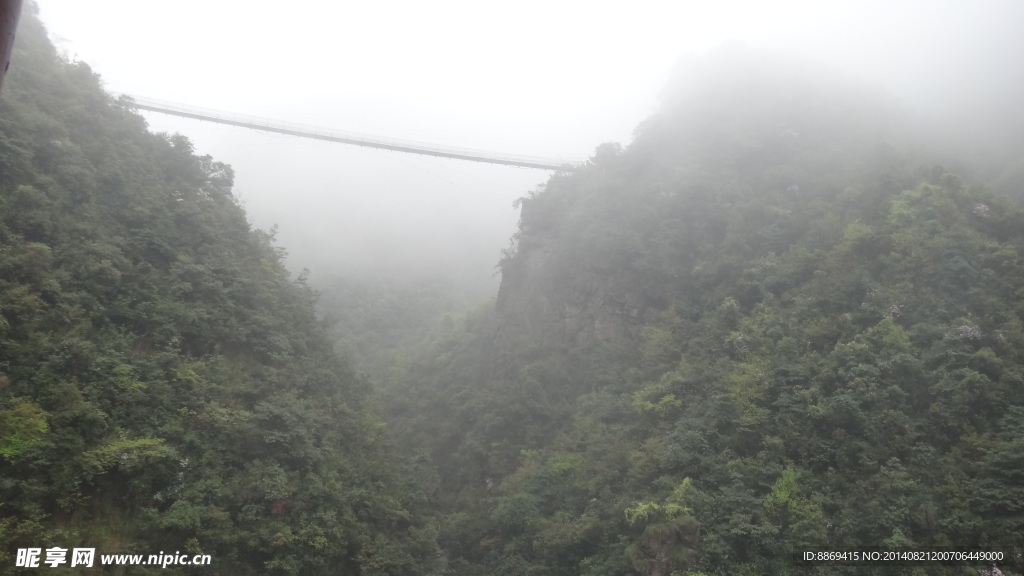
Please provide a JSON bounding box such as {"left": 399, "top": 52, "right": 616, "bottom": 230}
{"left": 35, "top": 0, "right": 1024, "bottom": 297}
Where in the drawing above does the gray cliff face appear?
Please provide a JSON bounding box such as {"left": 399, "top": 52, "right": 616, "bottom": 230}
{"left": 491, "top": 50, "right": 923, "bottom": 360}
{"left": 495, "top": 192, "right": 654, "bottom": 353}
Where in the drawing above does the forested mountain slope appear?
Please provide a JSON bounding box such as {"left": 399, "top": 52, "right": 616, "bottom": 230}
{"left": 373, "top": 50, "right": 1024, "bottom": 575}
{"left": 0, "top": 9, "right": 435, "bottom": 575}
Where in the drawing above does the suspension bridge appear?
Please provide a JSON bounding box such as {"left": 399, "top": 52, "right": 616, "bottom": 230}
{"left": 120, "top": 95, "right": 583, "bottom": 172}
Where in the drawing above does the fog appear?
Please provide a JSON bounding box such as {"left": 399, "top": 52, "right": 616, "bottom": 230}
{"left": 34, "top": 0, "right": 1024, "bottom": 297}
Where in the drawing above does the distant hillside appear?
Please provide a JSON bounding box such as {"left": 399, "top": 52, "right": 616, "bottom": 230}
{"left": 372, "top": 49, "right": 1024, "bottom": 575}
{"left": 0, "top": 7, "right": 436, "bottom": 575}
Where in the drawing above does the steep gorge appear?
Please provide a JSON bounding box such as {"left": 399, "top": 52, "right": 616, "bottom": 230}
{"left": 3, "top": 7, "right": 1024, "bottom": 576}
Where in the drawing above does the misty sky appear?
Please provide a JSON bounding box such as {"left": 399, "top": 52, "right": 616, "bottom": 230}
{"left": 32, "top": 0, "right": 1024, "bottom": 295}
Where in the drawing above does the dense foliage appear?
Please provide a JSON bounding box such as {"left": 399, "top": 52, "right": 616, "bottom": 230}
{"left": 0, "top": 9, "right": 436, "bottom": 575}
{"left": 346, "top": 51, "right": 1024, "bottom": 575}
{"left": 5, "top": 8, "right": 1023, "bottom": 575}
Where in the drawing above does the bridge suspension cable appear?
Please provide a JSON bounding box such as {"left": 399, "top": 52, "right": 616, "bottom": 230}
{"left": 120, "top": 95, "right": 582, "bottom": 172}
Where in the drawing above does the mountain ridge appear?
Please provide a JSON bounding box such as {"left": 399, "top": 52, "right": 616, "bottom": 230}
{"left": 0, "top": 9, "right": 437, "bottom": 575}
{"left": 368, "top": 47, "right": 1024, "bottom": 576}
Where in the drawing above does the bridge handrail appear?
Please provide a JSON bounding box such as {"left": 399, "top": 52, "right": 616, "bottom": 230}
{"left": 118, "top": 94, "right": 583, "bottom": 172}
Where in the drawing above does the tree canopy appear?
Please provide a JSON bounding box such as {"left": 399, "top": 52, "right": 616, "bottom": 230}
{"left": 0, "top": 8, "right": 436, "bottom": 575}
{"left": 338, "top": 49, "right": 1024, "bottom": 576}
{"left": 3, "top": 10, "right": 1023, "bottom": 575}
